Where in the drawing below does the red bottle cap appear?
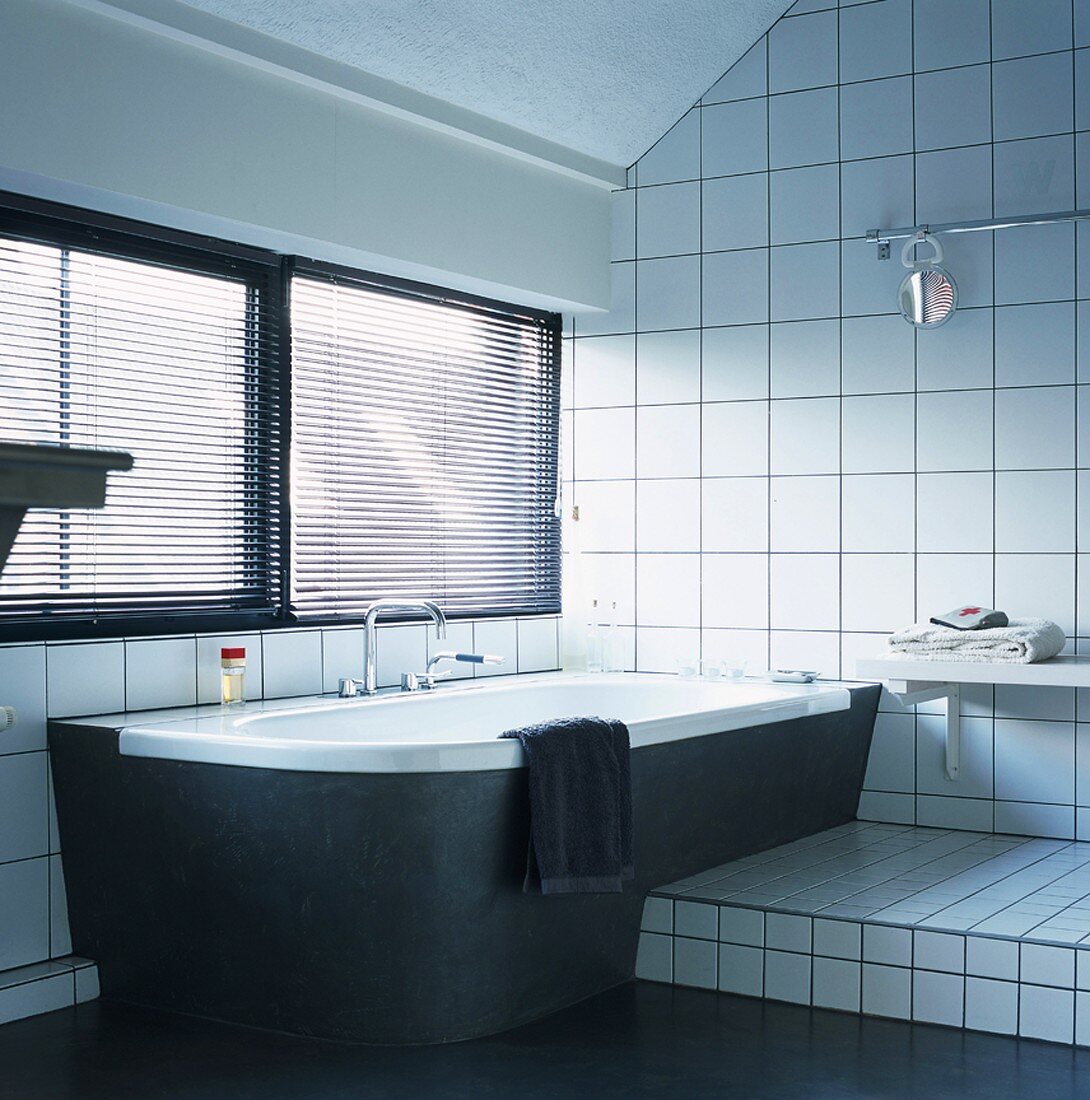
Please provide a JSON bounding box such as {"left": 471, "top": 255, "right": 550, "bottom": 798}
{"left": 221, "top": 647, "right": 246, "bottom": 659}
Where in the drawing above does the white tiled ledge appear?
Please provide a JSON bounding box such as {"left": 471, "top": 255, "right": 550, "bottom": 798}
{"left": 0, "top": 956, "right": 98, "bottom": 1028}
{"left": 636, "top": 822, "right": 1090, "bottom": 1047}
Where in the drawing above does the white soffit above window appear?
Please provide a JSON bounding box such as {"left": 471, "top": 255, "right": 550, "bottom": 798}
{"left": 87, "top": 0, "right": 790, "bottom": 183}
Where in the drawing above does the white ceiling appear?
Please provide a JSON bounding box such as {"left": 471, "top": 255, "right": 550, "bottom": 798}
{"left": 175, "top": 0, "right": 790, "bottom": 168}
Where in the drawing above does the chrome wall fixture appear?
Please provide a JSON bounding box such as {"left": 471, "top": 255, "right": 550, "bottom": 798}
{"left": 868, "top": 209, "right": 1090, "bottom": 329}
{"left": 868, "top": 209, "right": 1090, "bottom": 259}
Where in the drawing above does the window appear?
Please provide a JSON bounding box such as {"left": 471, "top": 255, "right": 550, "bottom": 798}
{"left": 0, "top": 198, "right": 561, "bottom": 638}
{"left": 0, "top": 209, "right": 282, "bottom": 630}
{"left": 289, "top": 268, "right": 561, "bottom": 619}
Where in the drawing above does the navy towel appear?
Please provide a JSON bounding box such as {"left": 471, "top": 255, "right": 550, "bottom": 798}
{"left": 501, "top": 716, "right": 633, "bottom": 895}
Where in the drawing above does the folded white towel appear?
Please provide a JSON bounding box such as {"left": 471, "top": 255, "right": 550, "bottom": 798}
{"left": 887, "top": 618, "right": 1065, "bottom": 664}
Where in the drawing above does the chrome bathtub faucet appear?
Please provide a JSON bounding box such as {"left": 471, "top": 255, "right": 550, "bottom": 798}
{"left": 400, "top": 651, "right": 505, "bottom": 692}
{"left": 347, "top": 598, "right": 447, "bottom": 696}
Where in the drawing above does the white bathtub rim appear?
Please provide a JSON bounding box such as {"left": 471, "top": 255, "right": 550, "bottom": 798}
{"left": 98, "top": 673, "right": 855, "bottom": 774}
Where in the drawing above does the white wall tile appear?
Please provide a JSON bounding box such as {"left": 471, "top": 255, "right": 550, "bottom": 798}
{"left": 641, "top": 896, "right": 673, "bottom": 934}
{"left": 517, "top": 619, "right": 559, "bottom": 674}
{"left": 637, "top": 554, "right": 700, "bottom": 628}
{"left": 862, "top": 962, "right": 911, "bottom": 1019}
{"left": 573, "top": 408, "right": 635, "bottom": 480}
{"left": 701, "top": 325, "right": 769, "bottom": 402}
{"left": 718, "top": 943, "right": 764, "bottom": 996}
{"left": 966, "top": 977, "right": 1019, "bottom": 1035}
{"left": 573, "top": 335, "right": 636, "bottom": 408}
{"left": 1020, "top": 984, "right": 1075, "bottom": 1044}
{"left": 637, "top": 330, "right": 701, "bottom": 405}
{"left": 863, "top": 712, "right": 915, "bottom": 793}
{"left": 995, "top": 387, "right": 1076, "bottom": 470}
{"left": 842, "top": 554, "right": 915, "bottom": 632}
{"left": 124, "top": 637, "right": 196, "bottom": 712}
{"left": 472, "top": 620, "right": 518, "bottom": 677}
{"left": 770, "top": 554, "right": 839, "bottom": 630}
{"left": 702, "top": 401, "right": 769, "bottom": 476}
{"left": 770, "top": 630, "right": 840, "bottom": 678}
{"left": 261, "top": 631, "right": 323, "bottom": 699}
{"left": 769, "top": 9, "right": 837, "bottom": 92}
{"left": 995, "top": 719, "right": 1075, "bottom": 805}
{"left": 575, "top": 481, "right": 636, "bottom": 554}
{"left": 637, "top": 183, "right": 700, "bottom": 260}
{"left": 701, "top": 479, "right": 768, "bottom": 553}
{"left": 637, "top": 480, "right": 700, "bottom": 552}
{"left": 0, "top": 753, "right": 48, "bottom": 863}
{"left": 764, "top": 950, "right": 812, "bottom": 1004}
{"left": 674, "top": 936, "right": 718, "bottom": 989}
{"left": 0, "top": 858, "right": 48, "bottom": 970}
{"left": 635, "top": 932, "right": 673, "bottom": 983}
{"left": 703, "top": 250, "right": 770, "bottom": 328}
{"left": 703, "top": 40, "right": 767, "bottom": 105}
{"left": 770, "top": 476, "right": 840, "bottom": 551}
{"left": 0, "top": 645, "right": 47, "bottom": 754}
{"left": 675, "top": 901, "right": 718, "bottom": 941}
{"left": 637, "top": 405, "right": 701, "bottom": 479}
{"left": 770, "top": 320, "right": 840, "bottom": 398}
{"left": 702, "top": 98, "right": 768, "bottom": 178}
{"left": 703, "top": 554, "right": 769, "bottom": 630}
{"left": 719, "top": 905, "right": 765, "bottom": 946}
{"left": 637, "top": 110, "right": 700, "bottom": 187}
{"left": 635, "top": 626, "right": 700, "bottom": 674}
{"left": 913, "top": 970, "right": 964, "bottom": 1027}
{"left": 863, "top": 924, "right": 912, "bottom": 967}
{"left": 1022, "top": 944, "right": 1076, "bottom": 989}
{"left": 770, "top": 398, "right": 840, "bottom": 475}
{"left": 766, "top": 913, "right": 812, "bottom": 953}
{"left": 968, "top": 937, "right": 1020, "bottom": 981}
{"left": 770, "top": 87, "right": 839, "bottom": 170}
{"left": 813, "top": 956, "right": 861, "bottom": 1012}
{"left": 814, "top": 918, "right": 861, "bottom": 960}
{"left": 842, "top": 394, "right": 914, "bottom": 474}
{"left": 46, "top": 642, "right": 125, "bottom": 719}
{"left": 842, "top": 474, "right": 914, "bottom": 553}
{"left": 915, "top": 932, "right": 966, "bottom": 975}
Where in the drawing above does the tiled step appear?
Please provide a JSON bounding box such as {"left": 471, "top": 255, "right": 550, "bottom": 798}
{"left": 0, "top": 957, "right": 98, "bottom": 1027}
{"left": 637, "top": 822, "right": 1090, "bottom": 1046}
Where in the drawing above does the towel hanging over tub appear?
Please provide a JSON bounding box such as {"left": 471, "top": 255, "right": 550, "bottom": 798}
{"left": 500, "top": 716, "right": 634, "bottom": 895}
{"left": 887, "top": 618, "right": 1065, "bottom": 664}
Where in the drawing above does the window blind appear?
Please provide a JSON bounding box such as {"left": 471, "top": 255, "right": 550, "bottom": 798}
{"left": 290, "top": 270, "right": 561, "bottom": 619}
{"left": 0, "top": 225, "right": 282, "bottom": 625}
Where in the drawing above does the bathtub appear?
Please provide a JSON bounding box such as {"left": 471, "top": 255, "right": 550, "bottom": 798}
{"left": 118, "top": 673, "right": 854, "bottom": 772}
{"left": 49, "top": 672, "right": 879, "bottom": 1044}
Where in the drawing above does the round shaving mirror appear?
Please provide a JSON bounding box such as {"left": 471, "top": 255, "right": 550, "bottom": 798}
{"left": 899, "top": 233, "right": 958, "bottom": 329}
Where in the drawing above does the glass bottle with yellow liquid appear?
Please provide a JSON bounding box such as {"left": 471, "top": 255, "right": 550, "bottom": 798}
{"left": 220, "top": 647, "right": 247, "bottom": 705}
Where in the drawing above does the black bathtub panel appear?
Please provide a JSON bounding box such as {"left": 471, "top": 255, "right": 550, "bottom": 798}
{"left": 49, "top": 683, "right": 879, "bottom": 1044}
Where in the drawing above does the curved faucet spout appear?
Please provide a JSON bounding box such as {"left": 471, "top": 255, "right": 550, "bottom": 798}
{"left": 361, "top": 599, "right": 447, "bottom": 695}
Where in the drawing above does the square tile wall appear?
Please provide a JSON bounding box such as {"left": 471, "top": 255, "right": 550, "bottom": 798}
{"left": 563, "top": 0, "right": 1090, "bottom": 840}
{"left": 0, "top": 614, "right": 558, "bottom": 1010}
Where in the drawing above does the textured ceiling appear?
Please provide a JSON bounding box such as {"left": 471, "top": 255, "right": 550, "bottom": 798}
{"left": 176, "top": 0, "right": 789, "bottom": 167}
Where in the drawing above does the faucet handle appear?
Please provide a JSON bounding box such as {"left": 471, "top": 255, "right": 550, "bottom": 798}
{"left": 338, "top": 677, "right": 364, "bottom": 698}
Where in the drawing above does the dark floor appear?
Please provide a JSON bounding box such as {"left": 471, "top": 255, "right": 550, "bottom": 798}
{"left": 2, "top": 983, "right": 1089, "bottom": 1100}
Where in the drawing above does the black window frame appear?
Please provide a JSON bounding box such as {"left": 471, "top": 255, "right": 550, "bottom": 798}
{"left": 0, "top": 192, "right": 562, "bottom": 642}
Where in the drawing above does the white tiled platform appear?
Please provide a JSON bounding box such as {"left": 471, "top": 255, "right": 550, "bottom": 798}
{"left": 637, "top": 822, "right": 1090, "bottom": 1046}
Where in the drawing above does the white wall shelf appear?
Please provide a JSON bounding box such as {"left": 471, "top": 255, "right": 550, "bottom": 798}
{"left": 856, "top": 656, "right": 1090, "bottom": 782}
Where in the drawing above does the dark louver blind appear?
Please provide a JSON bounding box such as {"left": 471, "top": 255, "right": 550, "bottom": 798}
{"left": 290, "top": 270, "right": 561, "bottom": 619}
{"left": 0, "top": 228, "right": 282, "bottom": 625}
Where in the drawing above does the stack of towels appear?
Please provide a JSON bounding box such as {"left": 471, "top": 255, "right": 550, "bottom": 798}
{"left": 888, "top": 618, "right": 1065, "bottom": 664}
